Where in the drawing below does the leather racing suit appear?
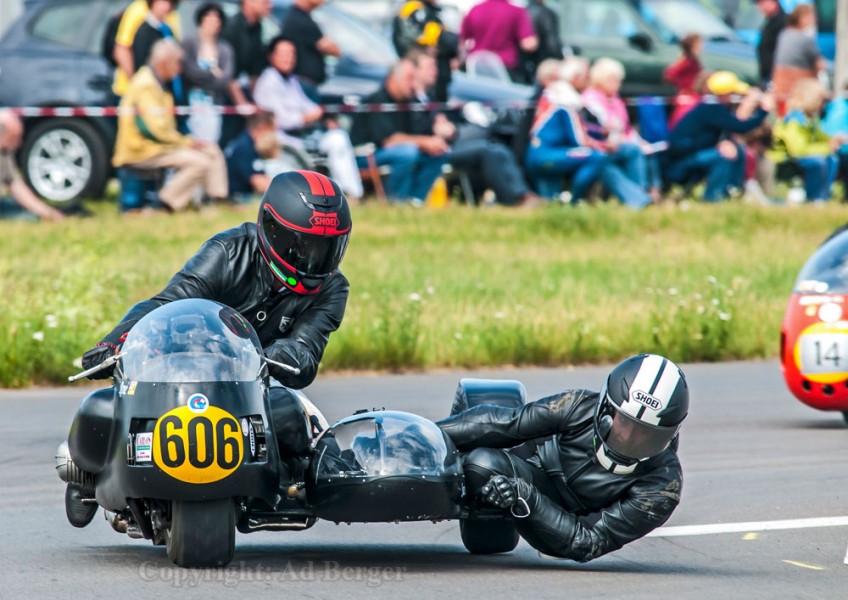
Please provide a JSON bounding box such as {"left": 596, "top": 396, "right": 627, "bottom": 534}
{"left": 437, "top": 388, "right": 683, "bottom": 562}
{"left": 97, "top": 222, "right": 349, "bottom": 389}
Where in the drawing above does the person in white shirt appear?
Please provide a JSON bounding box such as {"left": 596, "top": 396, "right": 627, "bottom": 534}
{"left": 253, "top": 35, "right": 363, "bottom": 200}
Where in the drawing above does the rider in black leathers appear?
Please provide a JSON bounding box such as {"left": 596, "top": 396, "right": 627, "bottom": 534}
{"left": 63, "top": 171, "right": 351, "bottom": 528}
{"left": 81, "top": 170, "right": 351, "bottom": 388}
{"left": 437, "top": 354, "right": 689, "bottom": 562}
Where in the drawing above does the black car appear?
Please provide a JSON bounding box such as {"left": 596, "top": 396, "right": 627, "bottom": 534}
{"left": 0, "top": 0, "right": 532, "bottom": 203}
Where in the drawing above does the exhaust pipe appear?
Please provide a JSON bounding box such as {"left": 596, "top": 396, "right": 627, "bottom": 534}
{"left": 55, "top": 441, "right": 95, "bottom": 493}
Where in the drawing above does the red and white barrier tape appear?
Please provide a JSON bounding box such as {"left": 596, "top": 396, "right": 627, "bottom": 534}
{"left": 3, "top": 94, "right": 741, "bottom": 118}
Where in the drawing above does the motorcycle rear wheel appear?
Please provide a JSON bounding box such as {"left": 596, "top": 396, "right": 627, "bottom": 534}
{"left": 460, "top": 519, "right": 519, "bottom": 554}
{"left": 166, "top": 499, "right": 236, "bottom": 568}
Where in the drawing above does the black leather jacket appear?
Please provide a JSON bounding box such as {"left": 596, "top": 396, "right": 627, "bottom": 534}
{"left": 100, "top": 223, "right": 349, "bottom": 388}
{"left": 438, "top": 389, "right": 683, "bottom": 562}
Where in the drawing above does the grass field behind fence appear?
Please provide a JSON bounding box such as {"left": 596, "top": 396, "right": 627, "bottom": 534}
{"left": 0, "top": 201, "right": 843, "bottom": 387}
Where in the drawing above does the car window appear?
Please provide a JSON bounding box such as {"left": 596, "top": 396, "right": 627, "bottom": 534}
{"left": 311, "top": 8, "right": 397, "bottom": 67}
{"left": 30, "top": 1, "right": 102, "bottom": 52}
{"left": 560, "top": 0, "right": 641, "bottom": 43}
{"left": 642, "top": 0, "right": 739, "bottom": 42}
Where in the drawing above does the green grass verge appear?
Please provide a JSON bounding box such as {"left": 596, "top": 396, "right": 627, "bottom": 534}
{"left": 0, "top": 201, "right": 843, "bottom": 387}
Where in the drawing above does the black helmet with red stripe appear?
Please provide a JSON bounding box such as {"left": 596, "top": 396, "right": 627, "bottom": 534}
{"left": 257, "top": 170, "right": 351, "bottom": 295}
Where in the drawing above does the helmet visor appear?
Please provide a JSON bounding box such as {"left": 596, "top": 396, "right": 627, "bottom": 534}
{"left": 604, "top": 399, "right": 680, "bottom": 460}
{"left": 262, "top": 209, "right": 349, "bottom": 278}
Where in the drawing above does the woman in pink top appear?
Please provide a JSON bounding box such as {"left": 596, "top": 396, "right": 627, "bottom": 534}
{"left": 582, "top": 58, "right": 661, "bottom": 202}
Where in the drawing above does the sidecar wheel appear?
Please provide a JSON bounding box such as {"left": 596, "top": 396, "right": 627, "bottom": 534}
{"left": 167, "top": 499, "right": 235, "bottom": 568}
{"left": 460, "top": 519, "right": 519, "bottom": 554}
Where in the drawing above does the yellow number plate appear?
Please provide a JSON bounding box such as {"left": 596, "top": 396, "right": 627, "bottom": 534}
{"left": 152, "top": 402, "right": 243, "bottom": 484}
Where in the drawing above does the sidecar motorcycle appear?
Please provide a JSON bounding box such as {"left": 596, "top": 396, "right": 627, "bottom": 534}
{"left": 57, "top": 299, "right": 525, "bottom": 567}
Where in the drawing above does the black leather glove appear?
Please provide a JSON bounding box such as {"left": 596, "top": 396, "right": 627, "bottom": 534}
{"left": 81, "top": 342, "right": 118, "bottom": 380}
{"left": 481, "top": 475, "right": 534, "bottom": 517}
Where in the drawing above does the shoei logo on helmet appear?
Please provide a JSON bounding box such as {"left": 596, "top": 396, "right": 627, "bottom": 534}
{"left": 631, "top": 390, "right": 662, "bottom": 411}
{"left": 187, "top": 393, "right": 209, "bottom": 413}
{"left": 309, "top": 211, "right": 340, "bottom": 229}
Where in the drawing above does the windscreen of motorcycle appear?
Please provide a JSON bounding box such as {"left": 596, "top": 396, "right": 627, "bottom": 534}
{"left": 120, "top": 299, "right": 264, "bottom": 383}
{"left": 313, "top": 411, "right": 462, "bottom": 480}
{"left": 795, "top": 228, "right": 848, "bottom": 294}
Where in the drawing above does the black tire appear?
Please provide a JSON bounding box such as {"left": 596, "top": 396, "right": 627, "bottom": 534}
{"left": 460, "top": 519, "right": 519, "bottom": 554}
{"left": 842, "top": 411, "right": 848, "bottom": 426}
{"left": 20, "top": 118, "right": 109, "bottom": 203}
{"left": 166, "top": 499, "right": 236, "bottom": 568}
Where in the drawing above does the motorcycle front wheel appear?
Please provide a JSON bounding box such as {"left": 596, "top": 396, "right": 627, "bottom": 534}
{"left": 166, "top": 499, "right": 236, "bottom": 568}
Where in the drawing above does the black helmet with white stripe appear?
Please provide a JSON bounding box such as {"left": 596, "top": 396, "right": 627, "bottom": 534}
{"left": 593, "top": 354, "right": 689, "bottom": 475}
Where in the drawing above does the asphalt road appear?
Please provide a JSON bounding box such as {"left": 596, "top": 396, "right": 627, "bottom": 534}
{"left": 2, "top": 360, "right": 847, "bottom": 599}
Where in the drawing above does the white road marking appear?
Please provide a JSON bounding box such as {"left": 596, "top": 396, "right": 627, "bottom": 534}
{"left": 647, "top": 516, "right": 848, "bottom": 538}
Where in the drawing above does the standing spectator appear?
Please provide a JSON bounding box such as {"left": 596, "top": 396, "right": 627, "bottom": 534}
{"left": 755, "top": 0, "right": 786, "bottom": 87}
{"left": 392, "top": 0, "right": 458, "bottom": 102}
{"left": 350, "top": 59, "right": 448, "bottom": 205}
{"left": 666, "top": 71, "right": 773, "bottom": 202}
{"left": 664, "top": 34, "right": 703, "bottom": 95}
{"left": 132, "top": 0, "right": 184, "bottom": 104}
{"left": 460, "top": 0, "right": 538, "bottom": 83}
{"left": 772, "top": 4, "right": 825, "bottom": 111}
{"left": 220, "top": 0, "right": 271, "bottom": 144}
{"left": 582, "top": 58, "right": 659, "bottom": 203}
{"left": 524, "top": 0, "right": 563, "bottom": 82}
{"left": 280, "top": 0, "right": 339, "bottom": 104}
{"left": 770, "top": 79, "right": 845, "bottom": 203}
{"left": 254, "top": 36, "right": 363, "bottom": 200}
{"left": 221, "top": 0, "right": 271, "bottom": 96}
{"left": 181, "top": 3, "right": 235, "bottom": 143}
{"left": 0, "top": 110, "right": 65, "bottom": 221}
{"left": 409, "top": 50, "right": 543, "bottom": 207}
{"left": 225, "top": 110, "right": 279, "bottom": 199}
{"left": 112, "top": 0, "right": 182, "bottom": 99}
{"left": 113, "top": 40, "right": 228, "bottom": 211}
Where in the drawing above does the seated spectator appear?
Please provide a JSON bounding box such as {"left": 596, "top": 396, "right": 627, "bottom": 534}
{"left": 664, "top": 34, "right": 703, "bottom": 95}
{"left": 772, "top": 4, "right": 825, "bottom": 115}
{"left": 0, "top": 110, "right": 65, "bottom": 221}
{"left": 409, "top": 50, "right": 543, "bottom": 207}
{"left": 182, "top": 2, "right": 235, "bottom": 143}
{"left": 112, "top": 0, "right": 182, "bottom": 99}
{"left": 666, "top": 71, "right": 772, "bottom": 202}
{"left": 113, "top": 40, "right": 228, "bottom": 211}
{"left": 582, "top": 58, "right": 660, "bottom": 203}
{"left": 225, "top": 110, "right": 279, "bottom": 199}
{"left": 524, "top": 58, "right": 609, "bottom": 203}
{"left": 821, "top": 86, "right": 848, "bottom": 201}
{"left": 254, "top": 36, "right": 363, "bottom": 201}
{"left": 668, "top": 69, "right": 712, "bottom": 131}
{"left": 770, "top": 78, "right": 844, "bottom": 202}
{"left": 131, "top": 0, "right": 184, "bottom": 104}
{"left": 350, "top": 58, "right": 449, "bottom": 205}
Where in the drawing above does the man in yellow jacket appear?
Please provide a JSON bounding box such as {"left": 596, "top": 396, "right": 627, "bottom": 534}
{"left": 113, "top": 39, "right": 228, "bottom": 211}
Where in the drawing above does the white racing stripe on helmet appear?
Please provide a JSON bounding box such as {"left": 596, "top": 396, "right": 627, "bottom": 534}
{"left": 645, "top": 361, "right": 682, "bottom": 425}
{"left": 619, "top": 354, "right": 665, "bottom": 419}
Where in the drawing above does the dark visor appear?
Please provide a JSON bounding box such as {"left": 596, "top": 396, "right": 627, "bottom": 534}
{"left": 605, "top": 402, "right": 680, "bottom": 460}
{"left": 263, "top": 209, "right": 349, "bottom": 278}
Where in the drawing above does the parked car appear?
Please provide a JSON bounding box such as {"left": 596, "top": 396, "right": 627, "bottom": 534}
{"left": 638, "top": 0, "right": 757, "bottom": 61}
{"left": 0, "top": 0, "right": 531, "bottom": 203}
{"left": 709, "top": 0, "right": 835, "bottom": 61}
{"left": 549, "top": 0, "right": 759, "bottom": 97}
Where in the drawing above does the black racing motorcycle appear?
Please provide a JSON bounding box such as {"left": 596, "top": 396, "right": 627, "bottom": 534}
{"left": 57, "top": 298, "right": 526, "bottom": 568}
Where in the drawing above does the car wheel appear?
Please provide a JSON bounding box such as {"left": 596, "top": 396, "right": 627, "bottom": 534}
{"left": 21, "top": 118, "right": 108, "bottom": 203}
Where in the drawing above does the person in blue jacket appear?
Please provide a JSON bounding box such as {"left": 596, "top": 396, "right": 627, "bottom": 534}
{"left": 666, "top": 71, "right": 774, "bottom": 202}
